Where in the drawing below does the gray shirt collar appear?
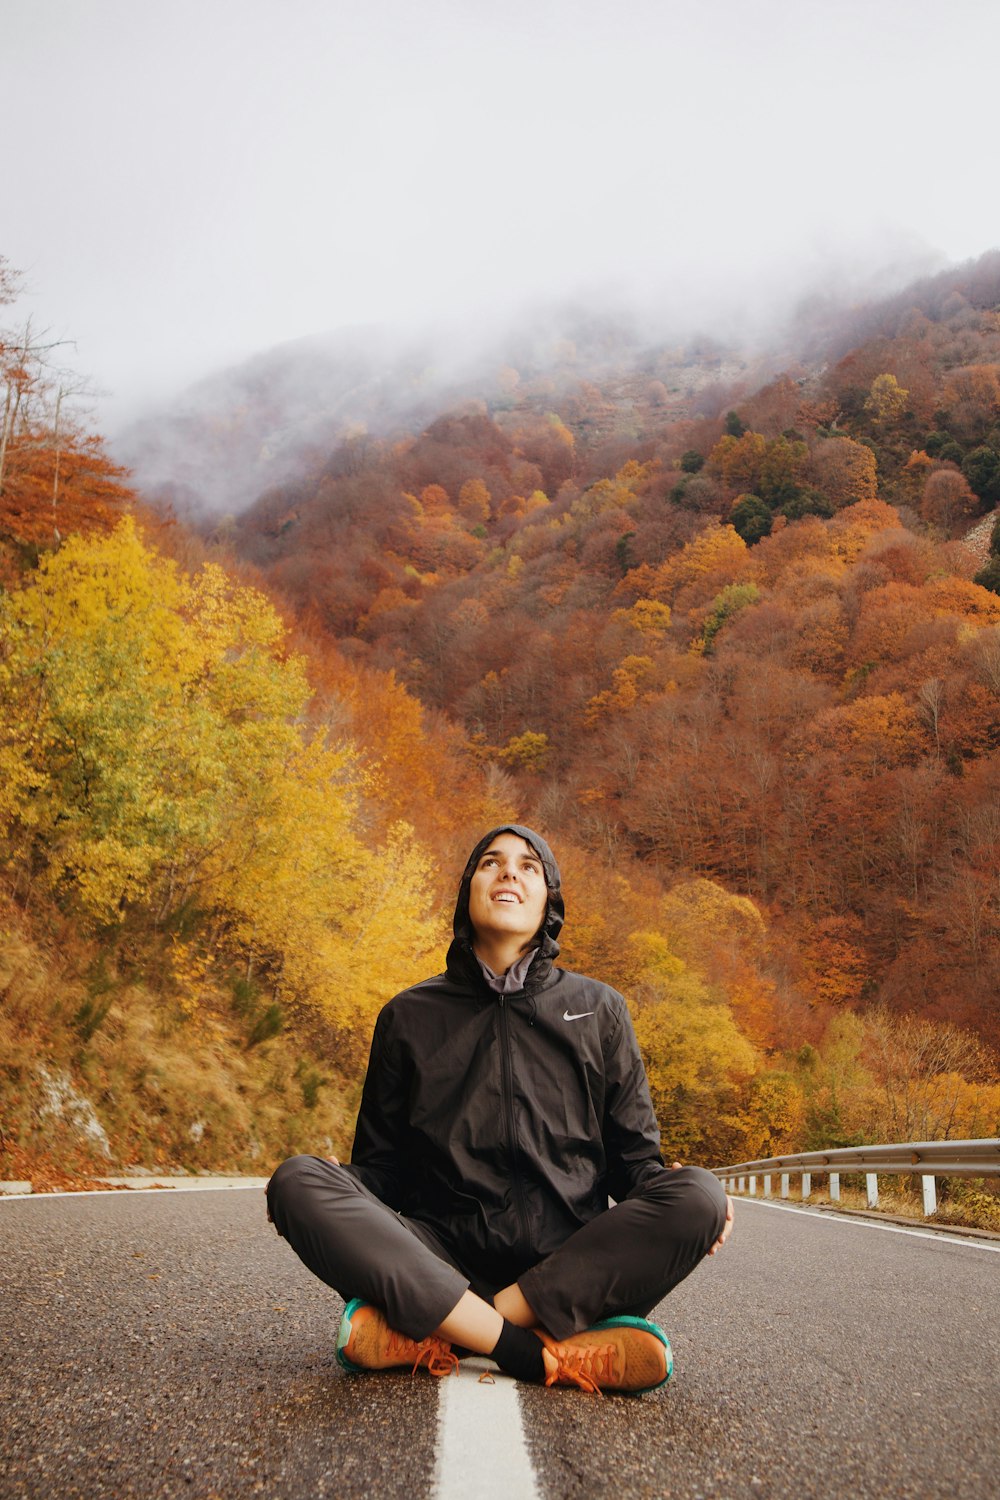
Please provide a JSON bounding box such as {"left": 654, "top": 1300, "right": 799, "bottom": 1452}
{"left": 475, "top": 947, "right": 537, "bottom": 994}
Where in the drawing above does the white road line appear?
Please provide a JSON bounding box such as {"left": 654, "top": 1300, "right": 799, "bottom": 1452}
{"left": 0, "top": 1184, "right": 266, "bottom": 1201}
{"left": 738, "top": 1195, "right": 1000, "bottom": 1252}
{"left": 434, "top": 1358, "right": 539, "bottom": 1500}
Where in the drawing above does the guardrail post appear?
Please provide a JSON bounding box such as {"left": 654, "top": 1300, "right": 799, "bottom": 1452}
{"left": 866, "top": 1173, "right": 878, "bottom": 1208}
{"left": 738, "top": 1176, "right": 746, "bottom": 1194}
{"left": 763, "top": 1174, "right": 772, "bottom": 1197}
{"left": 922, "top": 1175, "right": 937, "bottom": 1216}
{"left": 829, "top": 1172, "right": 840, "bottom": 1202}
{"left": 801, "top": 1171, "right": 811, "bottom": 1202}
{"left": 780, "top": 1172, "right": 789, "bottom": 1199}
{"left": 749, "top": 1175, "right": 757, "bottom": 1196}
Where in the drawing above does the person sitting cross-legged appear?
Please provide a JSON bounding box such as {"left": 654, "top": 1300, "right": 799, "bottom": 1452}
{"left": 267, "top": 824, "right": 733, "bottom": 1393}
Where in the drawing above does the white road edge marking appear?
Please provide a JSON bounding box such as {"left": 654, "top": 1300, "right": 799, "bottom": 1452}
{"left": 434, "top": 1358, "right": 540, "bottom": 1500}
{"left": 0, "top": 1184, "right": 265, "bottom": 1200}
{"left": 738, "top": 1195, "right": 1000, "bottom": 1252}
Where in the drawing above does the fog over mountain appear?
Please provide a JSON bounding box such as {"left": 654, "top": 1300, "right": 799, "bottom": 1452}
{"left": 4, "top": 0, "right": 998, "bottom": 439}
{"left": 113, "top": 248, "right": 980, "bottom": 518}
{"left": 105, "top": 291, "right": 803, "bottom": 517}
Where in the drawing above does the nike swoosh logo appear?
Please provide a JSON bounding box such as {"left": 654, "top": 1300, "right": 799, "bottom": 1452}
{"left": 563, "top": 1010, "right": 595, "bottom": 1022}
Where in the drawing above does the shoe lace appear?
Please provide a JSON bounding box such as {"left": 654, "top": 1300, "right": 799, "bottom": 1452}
{"left": 387, "top": 1326, "right": 459, "bottom": 1378}
{"left": 541, "top": 1334, "right": 616, "bottom": 1396}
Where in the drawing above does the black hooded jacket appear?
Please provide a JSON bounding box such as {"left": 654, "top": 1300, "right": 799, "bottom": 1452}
{"left": 348, "top": 825, "right": 664, "bottom": 1284}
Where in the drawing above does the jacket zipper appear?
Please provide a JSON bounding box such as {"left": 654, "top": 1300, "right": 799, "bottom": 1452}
{"left": 497, "top": 994, "right": 531, "bottom": 1253}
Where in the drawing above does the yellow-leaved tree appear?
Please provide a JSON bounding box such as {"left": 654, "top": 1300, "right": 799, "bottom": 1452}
{"left": 629, "top": 930, "right": 758, "bottom": 1163}
{"left": 0, "top": 518, "right": 441, "bottom": 1024}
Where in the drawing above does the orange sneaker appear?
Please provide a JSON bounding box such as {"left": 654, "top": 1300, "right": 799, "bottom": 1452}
{"left": 538, "top": 1316, "right": 672, "bottom": 1395}
{"left": 336, "top": 1299, "right": 459, "bottom": 1377}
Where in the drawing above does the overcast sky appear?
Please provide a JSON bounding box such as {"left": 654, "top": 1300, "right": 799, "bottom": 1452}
{"left": 4, "top": 0, "right": 999, "bottom": 430}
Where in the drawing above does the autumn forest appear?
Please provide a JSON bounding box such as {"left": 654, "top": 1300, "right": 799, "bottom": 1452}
{"left": 2, "top": 251, "right": 999, "bottom": 1202}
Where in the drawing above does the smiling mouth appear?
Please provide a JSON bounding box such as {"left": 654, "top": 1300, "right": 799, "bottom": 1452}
{"left": 491, "top": 892, "right": 522, "bottom": 904}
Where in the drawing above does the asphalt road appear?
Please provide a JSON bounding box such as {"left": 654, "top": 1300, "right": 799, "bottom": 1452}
{"left": 2, "top": 1189, "right": 998, "bottom": 1499}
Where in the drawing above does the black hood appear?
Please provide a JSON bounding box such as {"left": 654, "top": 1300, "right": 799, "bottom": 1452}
{"left": 446, "top": 824, "right": 564, "bottom": 988}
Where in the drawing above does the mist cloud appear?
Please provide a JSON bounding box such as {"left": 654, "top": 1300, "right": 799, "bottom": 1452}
{"left": 3, "top": 0, "right": 997, "bottom": 432}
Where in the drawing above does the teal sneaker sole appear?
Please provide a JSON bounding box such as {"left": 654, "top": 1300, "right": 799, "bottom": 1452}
{"left": 335, "top": 1296, "right": 367, "bottom": 1372}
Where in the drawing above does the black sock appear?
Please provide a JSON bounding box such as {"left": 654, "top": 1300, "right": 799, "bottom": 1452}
{"left": 491, "top": 1320, "right": 546, "bottom": 1383}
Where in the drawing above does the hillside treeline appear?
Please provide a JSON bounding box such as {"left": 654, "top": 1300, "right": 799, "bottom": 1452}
{"left": 1, "top": 253, "right": 998, "bottom": 1187}
{"left": 230, "top": 257, "right": 1000, "bottom": 1052}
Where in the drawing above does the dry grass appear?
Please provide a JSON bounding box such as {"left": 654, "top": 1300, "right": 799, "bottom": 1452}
{"left": 0, "top": 914, "right": 357, "bottom": 1185}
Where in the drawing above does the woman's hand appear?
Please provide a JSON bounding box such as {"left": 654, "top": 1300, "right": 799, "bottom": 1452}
{"left": 709, "top": 1194, "right": 735, "bottom": 1255}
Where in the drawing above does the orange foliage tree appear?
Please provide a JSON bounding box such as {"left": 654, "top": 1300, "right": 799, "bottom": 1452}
{"left": 0, "top": 260, "right": 130, "bottom": 550}
{"left": 805, "top": 437, "right": 878, "bottom": 510}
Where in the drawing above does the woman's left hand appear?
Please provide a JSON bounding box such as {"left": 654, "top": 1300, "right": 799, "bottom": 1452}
{"left": 709, "top": 1194, "right": 735, "bottom": 1255}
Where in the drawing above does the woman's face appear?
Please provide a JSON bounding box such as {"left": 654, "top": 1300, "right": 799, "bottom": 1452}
{"left": 467, "top": 832, "right": 548, "bottom": 951}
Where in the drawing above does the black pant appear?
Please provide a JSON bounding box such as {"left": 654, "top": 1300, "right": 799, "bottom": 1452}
{"left": 266, "top": 1156, "right": 727, "bottom": 1342}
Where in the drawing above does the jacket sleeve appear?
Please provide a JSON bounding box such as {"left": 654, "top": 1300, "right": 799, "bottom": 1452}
{"left": 602, "top": 998, "right": 665, "bottom": 1201}
{"left": 346, "top": 1006, "right": 407, "bottom": 1209}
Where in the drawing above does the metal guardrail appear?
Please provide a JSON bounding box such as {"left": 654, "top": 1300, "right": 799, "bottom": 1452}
{"left": 711, "top": 1138, "right": 1000, "bottom": 1217}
